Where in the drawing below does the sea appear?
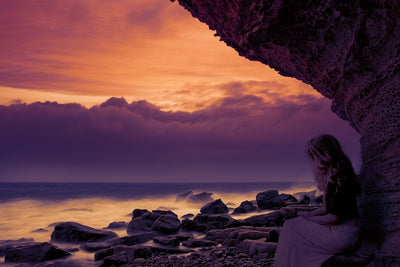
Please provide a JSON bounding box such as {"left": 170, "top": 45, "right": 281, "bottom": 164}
{"left": 0, "top": 181, "right": 316, "bottom": 266}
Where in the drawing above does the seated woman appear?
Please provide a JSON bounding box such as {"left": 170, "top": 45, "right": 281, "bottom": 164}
{"left": 273, "top": 134, "right": 361, "bottom": 267}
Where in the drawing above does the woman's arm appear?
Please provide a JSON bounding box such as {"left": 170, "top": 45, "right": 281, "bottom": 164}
{"left": 304, "top": 213, "right": 339, "bottom": 225}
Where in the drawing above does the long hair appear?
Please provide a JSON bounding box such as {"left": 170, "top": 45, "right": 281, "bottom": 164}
{"left": 306, "top": 134, "right": 359, "bottom": 194}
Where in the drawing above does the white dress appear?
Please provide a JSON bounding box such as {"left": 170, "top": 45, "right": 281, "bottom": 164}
{"left": 273, "top": 216, "right": 359, "bottom": 267}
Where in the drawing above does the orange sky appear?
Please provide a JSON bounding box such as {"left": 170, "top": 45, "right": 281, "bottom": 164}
{"left": 0, "top": 0, "right": 319, "bottom": 111}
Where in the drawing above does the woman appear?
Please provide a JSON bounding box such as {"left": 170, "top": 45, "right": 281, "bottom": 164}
{"left": 273, "top": 134, "right": 361, "bottom": 267}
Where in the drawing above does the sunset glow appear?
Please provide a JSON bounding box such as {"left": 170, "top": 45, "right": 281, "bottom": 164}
{"left": 0, "top": 0, "right": 319, "bottom": 111}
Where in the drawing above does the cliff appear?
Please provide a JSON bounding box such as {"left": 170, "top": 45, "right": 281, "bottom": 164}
{"left": 174, "top": 0, "right": 400, "bottom": 265}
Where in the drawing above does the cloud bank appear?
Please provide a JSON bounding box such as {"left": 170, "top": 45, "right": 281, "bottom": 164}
{"left": 0, "top": 94, "right": 360, "bottom": 182}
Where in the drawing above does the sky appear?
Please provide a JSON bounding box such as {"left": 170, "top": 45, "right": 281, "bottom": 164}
{"left": 0, "top": 0, "right": 361, "bottom": 182}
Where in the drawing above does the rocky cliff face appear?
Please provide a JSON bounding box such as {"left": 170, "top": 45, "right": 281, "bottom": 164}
{"left": 174, "top": 0, "right": 400, "bottom": 264}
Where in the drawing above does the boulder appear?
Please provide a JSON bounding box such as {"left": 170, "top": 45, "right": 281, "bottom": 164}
{"left": 175, "top": 232, "right": 193, "bottom": 241}
{"left": 127, "top": 210, "right": 179, "bottom": 235}
{"left": 204, "top": 227, "right": 251, "bottom": 243}
{"left": 152, "top": 210, "right": 178, "bottom": 217}
{"left": 105, "top": 221, "right": 127, "bottom": 229}
{"left": 242, "top": 208, "right": 297, "bottom": 227}
{"left": 233, "top": 200, "right": 257, "bottom": 214}
{"left": 153, "top": 236, "right": 180, "bottom": 247}
{"left": 200, "top": 199, "right": 229, "bottom": 214}
{"left": 0, "top": 238, "right": 34, "bottom": 256}
{"left": 5, "top": 242, "right": 70, "bottom": 263}
{"left": 186, "top": 192, "right": 213, "bottom": 204}
{"left": 51, "top": 222, "right": 118, "bottom": 243}
{"left": 133, "top": 258, "right": 147, "bottom": 265}
{"left": 100, "top": 252, "right": 127, "bottom": 267}
{"left": 182, "top": 239, "right": 217, "bottom": 248}
{"left": 149, "top": 246, "right": 190, "bottom": 254}
{"left": 239, "top": 239, "right": 277, "bottom": 257}
{"left": 31, "top": 228, "right": 49, "bottom": 233}
{"left": 256, "top": 190, "right": 283, "bottom": 210}
{"left": 95, "top": 245, "right": 152, "bottom": 262}
{"left": 267, "top": 229, "right": 280, "bottom": 243}
{"left": 176, "top": 191, "right": 193, "bottom": 202}
{"left": 99, "top": 246, "right": 153, "bottom": 267}
{"left": 279, "top": 193, "right": 298, "bottom": 204}
{"left": 127, "top": 246, "right": 152, "bottom": 260}
{"left": 127, "top": 211, "right": 160, "bottom": 234}
{"left": 109, "top": 232, "right": 157, "bottom": 246}
{"left": 80, "top": 242, "right": 111, "bottom": 252}
{"left": 181, "top": 213, "right": 195, "bottom": 219}
{"left": 181, "top": 214, "right": 240, "bottom": 232}
{"left": 293, "top": 190, "right": 323, "bottom": 204}
{"left": 151, "top": 214, "right": 181, "bottom": 234}
{"left": 204, "top": 226, "right": 277, "bottom": 247}
{"left": 131, "top": 209, "right": 149, "bottom": 219}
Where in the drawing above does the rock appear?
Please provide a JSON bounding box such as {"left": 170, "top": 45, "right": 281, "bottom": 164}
{"left": 200, "top": 199, "right": 229, "bottom": 214}
{"left": 105, "top": 221, "right": 127, "bottom": 229}
{"left": 95, "top": 245, "right": 152, "bottom": 262}
{"left": 127, "top": 210, "right": 179, "bottom": 234}
{"left": 101, "top": 252, "right": 128, "bottom": 267}
{"left": 127, "top": 211, "right": 161, "bottom": 234}
{"left": 176, "top": 191, "right": 193, "bottom": 202}
{"left": 315, "top": 194, "right": 324, "bottom": 204}
{"left": 157, "top": 206, "right": 177, "bottom": 211}
{"left": 182, "top": 239, "right": 217, "bottom": 248}
{"left": 80, "top": 242, "right": 111, "bottom": 252}
{"left": 109, "top": 232, "right": 156, "bottom": 246}
{"left": 186, "top": 192, "right": 213, "bottom": 204}
{"left": 133, "top": 258, "right": 147, "bottom": 265}
{"left": 204, "top": 226, "right": 277, "bottom": 247}
{"left": 256, "top": 190, "right": 283, "bottom": 210}
{"left": 0, "top": 238, "right": 35, "bottom": 256}
{"left": 293, "top": 190, "right": 323, "bottom": 204}
{"left": 152, "top": 210, "right": 178, "bottom": 217}
{"left": 181, "top": 213, "right": 194, "bottom": 219}
{"left": 5, "top": 242, "right": 70, "bottom": 263}
{"left": 153, "top": 236, "right": 180, "bottom": 247}
{"left": 267, "top": 229, "right": 280, "bottom": 243}
{"left": 66, "top": 247, "right": 79, "bottom": 253}
{"left": 243, "top": 207, "right": 297, "bottom": 227}
{"left": 181, "top": 214, "right": 239, "bottom": 232}
{"left": 131, "top": 209, "right": 149, "bottom": 219}
{"left": 233, "top": 200, "right": 257, "bottom": 214}
{"left": 95, "top": 245, "right": 189, "bottom": 264}
{"left": 149, "top": 246, "right": 190, "bottom": 255}
{"left": 204, "top": 227, "right": 247, "bottom": 243}
{"left": 130, "top": 246, "right": 153, "bottom": 260}
{"left": 279, "top": 193, "right": 298, "bottom": 204}
{"left": 95, "top": 247, "right": 115, "bottom": 261}
{"left": 175, "top": 232, "right": 193, "bottom": 241}
{"left": 51, "top": 222, "right": 118, "bottom": 243}
{"left": 31, "top": 228, "right": 49, "bottom": 233}
{"left": 239, "top": 239, "right": 277, "bottom": 257}
{"left": 151, "top": 215, "right": 180, "bottom": 234}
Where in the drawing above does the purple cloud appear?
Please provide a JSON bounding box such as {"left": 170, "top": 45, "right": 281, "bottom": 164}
{"left": 0, "top": 93, "right": 360, "bottom": 182}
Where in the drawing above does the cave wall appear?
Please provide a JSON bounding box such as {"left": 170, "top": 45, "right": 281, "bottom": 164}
{"left": 174, "top": 0, "right": 400, "bottom": 264}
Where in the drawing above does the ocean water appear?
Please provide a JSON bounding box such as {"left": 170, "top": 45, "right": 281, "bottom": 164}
{"left": 0, "top": 181, "right": 316, "bottom": 265}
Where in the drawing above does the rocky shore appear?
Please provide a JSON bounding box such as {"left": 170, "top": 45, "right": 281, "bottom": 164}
{"left": 0, "top": 189, "right": 323, "bottom": 266}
